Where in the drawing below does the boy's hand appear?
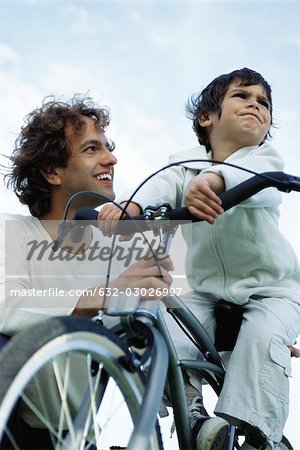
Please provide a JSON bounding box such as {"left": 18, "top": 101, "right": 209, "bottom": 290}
{"left": 184, "top": 173, "right": 225, "bottom": 224}
{"left": 99, "top": 201, "right": 142, "bottom": 240}
{"left": 289, "top": 345, "right": 300, "bottom": 358}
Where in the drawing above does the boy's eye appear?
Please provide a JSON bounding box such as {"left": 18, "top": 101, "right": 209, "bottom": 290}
{"left": 259, "top": 99, "right": 270, "bottom": 109}
{"left": 233, "top": 92, "right": 246, "bottom": 99}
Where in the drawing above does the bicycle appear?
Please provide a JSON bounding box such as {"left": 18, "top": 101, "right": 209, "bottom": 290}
{"left": 0, "top": 170, "right": 299, "bottom": 450}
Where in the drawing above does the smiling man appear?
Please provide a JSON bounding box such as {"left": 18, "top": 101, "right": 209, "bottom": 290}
{"left": 1, "top": 95, "right": 172, "bottom": 317}
{"left": 0, "top": 95, "right": 173, "bottom": 448}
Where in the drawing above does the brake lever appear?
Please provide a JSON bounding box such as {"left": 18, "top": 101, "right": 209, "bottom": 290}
{"left": 144, "top": 203, "right": 178, "bottom": 254}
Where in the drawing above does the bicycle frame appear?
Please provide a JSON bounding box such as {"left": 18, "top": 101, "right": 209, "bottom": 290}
{"left": 127, "top": 324, "right": 169, "bottom": 449}
{"left": 157, "top": 296, "right": 237, "bottom": 450}
{"left": 118, "top": 294, "right": 237, "bottom": 450}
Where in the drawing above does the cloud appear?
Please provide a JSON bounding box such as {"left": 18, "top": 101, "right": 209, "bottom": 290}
{"left": 61, "top": 4, "right": 115, "bottom": 36}
{"left": 42, "top": 62, "right": 96, "bottom": 94}
{"left": 61, "top": 4, "right": 98, "bottom": 35}
{"left": 0, "top": 71, "right": 43, "bottom": 156}
{"left": 129, "top": 9, "right": 172, "bottom": 48}
{"left": 0, "top": 43, "right": 20, "bottom": 65}
{"left": 119, "top": 103, "right": 163, "bottom": 130}
{"left": 148, "top": 31, "right": 172, "bottom": 48}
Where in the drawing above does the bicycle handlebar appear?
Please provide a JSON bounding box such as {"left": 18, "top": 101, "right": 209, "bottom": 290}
{"left": 167, "top": 171, "right": 300, "bottom": 221}
{"left": 74, "top": 171, "right": 300, "bottom": 233}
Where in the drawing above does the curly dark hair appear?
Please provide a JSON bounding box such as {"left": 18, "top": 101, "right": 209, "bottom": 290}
{"left": 185, "top": 68, "right": 273, "bottom": 152}
{"left": 5, "top": 94, "right": 113, "bottom": 218}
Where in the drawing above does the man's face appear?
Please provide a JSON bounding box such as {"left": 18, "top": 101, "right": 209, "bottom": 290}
{"left": 59, "top": 115, "right": 117, "bottom": 205}
{"left": 207, "top": 81, "right": 271, "bottom": 150}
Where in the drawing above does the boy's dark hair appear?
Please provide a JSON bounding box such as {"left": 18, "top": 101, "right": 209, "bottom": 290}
{"left": 185, "top": 67, "right": 273, "bottom": 152}
{"left": 6, "top": 94, "right": 113, "bottom": 218}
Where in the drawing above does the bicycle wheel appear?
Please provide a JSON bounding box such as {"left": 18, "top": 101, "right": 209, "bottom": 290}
{"left": 0, "top": 316, "right": 163, "bottom": 450}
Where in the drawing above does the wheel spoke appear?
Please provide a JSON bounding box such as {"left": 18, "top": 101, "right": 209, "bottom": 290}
{"left": 77, "top": 356, "right": 104, "bottom": 450}
{"left": 3, "top": 426, "right": 22, "bottom": 450}
{"left": 87, "top": 353, "right": 102, "bottom": 447}
{"left": 57, "top": 353, "right": 72, "bottom": 444}
{"left": 21, "top": 393, "right": 64, "bottom": 444}
{"left": 32, "top": 374, "right": 59, "bottom": 447}
{"left": 52, "top": 357, "right": 76, "bottom": 444}
{"left": 0, "top": 318, "right": 161, "bottom": 449}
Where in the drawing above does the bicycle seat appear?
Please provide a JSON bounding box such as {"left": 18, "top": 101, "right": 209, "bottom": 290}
{"left": 214, "top": 300, "right": 244, "bottom": 352}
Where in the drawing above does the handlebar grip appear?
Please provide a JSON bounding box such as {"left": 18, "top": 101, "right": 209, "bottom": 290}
{"left": 168, "top": 171, "right": 296, "bottom": 221}
{"left": 74, "top": 207, "right": 99, "bottom": 221}
{"left": 218, "top": 172, "right": 290, "bottom": 211}
{"left": 74, "top": 206, "right": 150, "bottom": 234}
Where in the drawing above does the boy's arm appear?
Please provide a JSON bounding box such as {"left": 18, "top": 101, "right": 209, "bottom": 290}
{"left": 184, "top": 172, "right": 225, "bottom": 224}
{"left": 201, "top": 144, "right": 284, "bottom": 208}
{"left": 99, "top": 164, "right": 187, "bottom": 236}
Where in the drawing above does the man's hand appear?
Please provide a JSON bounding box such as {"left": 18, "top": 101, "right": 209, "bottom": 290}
{"left": 99, "top": 201, "right": 142, "bottom": 240}
{"left": 184, "top": 172, "right": 225, "bottom": 224}
{"left": 110, "top": 254, "right": 174, "bottom": 299}
{"left": 72, "top": 254, "right": 174, "bottom": 317}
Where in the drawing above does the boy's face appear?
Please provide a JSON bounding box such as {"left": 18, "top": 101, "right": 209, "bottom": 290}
{"left": 202, "top": 80, "right": 271, "bottom": 152}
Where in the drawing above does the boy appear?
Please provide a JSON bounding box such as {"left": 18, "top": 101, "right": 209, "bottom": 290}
{"left": 100, "top": 68, "right": 300, "bottom": 450}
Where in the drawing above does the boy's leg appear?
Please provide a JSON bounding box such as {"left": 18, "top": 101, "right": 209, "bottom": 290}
{"left": 215, "top": 296, "right": 300, "bottom": 447}
{"left": 162, "top": 291, "right": 230, "bottom": 449}
{"left": 162, "top": 290, "right": 218, "bottom": 361}
{"left": 162, "top": 290, "right": 219, "bottom": 395}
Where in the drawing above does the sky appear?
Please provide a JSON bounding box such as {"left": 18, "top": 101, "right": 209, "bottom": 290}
{"left": 0, "top": 0, "right": 299, "bottom": 448}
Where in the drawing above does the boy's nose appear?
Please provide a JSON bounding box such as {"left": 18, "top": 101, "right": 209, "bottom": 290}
{"left": 247, "top": 99, "right": 260, "bottom": 110}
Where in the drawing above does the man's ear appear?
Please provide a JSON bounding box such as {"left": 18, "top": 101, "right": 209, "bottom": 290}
{"left": 40, "top": 167, "right": 62, "bottom": 186}
{"left": 198, "top": 112, "right": 213, "bottom": 128}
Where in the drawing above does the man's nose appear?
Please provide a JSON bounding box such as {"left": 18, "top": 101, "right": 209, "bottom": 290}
{"left": 101, "top": 148, "right": 117, "bottom": 166}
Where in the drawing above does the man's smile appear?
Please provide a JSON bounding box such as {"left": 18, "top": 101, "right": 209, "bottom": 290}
{"left": 93, "top": 170, "right": 113, "bottom": 183}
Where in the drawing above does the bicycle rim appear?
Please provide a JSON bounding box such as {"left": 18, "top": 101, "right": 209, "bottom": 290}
{"left": 0, "top": 316, "right": 162, "bottom": 450}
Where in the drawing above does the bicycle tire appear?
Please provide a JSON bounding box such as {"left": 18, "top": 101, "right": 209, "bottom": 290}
{"left": 0, "top": 316, "right": 163, "bottom": 450}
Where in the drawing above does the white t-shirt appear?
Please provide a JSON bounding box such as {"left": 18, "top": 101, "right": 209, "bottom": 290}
{"left": 0, "top": 213, "right": 146, "bottom": 428}
{"left": 0, "top": 214, "right": 128, "bottom": 334}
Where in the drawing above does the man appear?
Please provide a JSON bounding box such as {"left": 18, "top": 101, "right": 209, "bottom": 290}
{"left": 0, "top": 94, "right": 172, "bottom": 447}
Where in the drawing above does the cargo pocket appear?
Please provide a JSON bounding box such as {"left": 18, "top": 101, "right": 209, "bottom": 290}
{"left": 260, "top": 339, "right": 291, "bottom": 403}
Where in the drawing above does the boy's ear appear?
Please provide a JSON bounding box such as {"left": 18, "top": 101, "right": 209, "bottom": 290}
{"left": 198, "top": 112, "right": 213, "bottom": 128}
{"left": 40, "top": 167, "right": 62, "bottom": 186}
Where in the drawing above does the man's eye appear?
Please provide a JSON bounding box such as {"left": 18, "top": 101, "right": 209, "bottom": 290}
{"left": 84, "top": 146, "right": 97, "bottom": 153}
